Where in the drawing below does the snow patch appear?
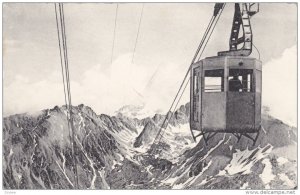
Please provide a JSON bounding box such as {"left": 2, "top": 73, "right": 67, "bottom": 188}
{"left": 78, "top": 112, "right": 85, "bottom": 129}
{"left": 99, "top": 169, "right": 110, "bottom": 189}
{"left": 55, "top": 153, "right": 74, "bottom": 188}
{"left": 145, "top": 165, "right": 153, "bottom": 175}
{"left": 278, "top": 173, "right": 295, "bottom": 188}
{"left": 158, "top": 124, "right": 198, "bottom": 162}
{"left": 199, "top": 177, "right": 209, "bottom": 186}
{"left": 277, "top": 157, "right": 289, "bottom": 166}
{"left": 222, "top": 145, "right": 273, "bottom": 175}
{"left": 173, "top": 161, "right": 212, "bottom": 189}
{"left": 8, "top": 148, "right": 13, "bottom": 158}
{"left": 115, "top": 104, "right": 155, "bottom": 119}
{"left": 260, "top": 158, "right": 275, "bottom": 185}
{"left": 75, "top": 136, "right": 97, "bottom": 189}
{"left": 161, "top": 162, "right": 192, "bottom": 188}
{"left": 116, "top": 153, "right": 124, "bottom": 162}
{"left": 241, "top": 182, "right": 249, "bottom": 189}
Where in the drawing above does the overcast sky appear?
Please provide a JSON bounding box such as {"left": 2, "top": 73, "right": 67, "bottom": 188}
{"left": 3, "top": 3, "right": 297, "bottom": 126}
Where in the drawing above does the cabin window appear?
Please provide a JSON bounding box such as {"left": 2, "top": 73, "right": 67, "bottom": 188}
{"left": 228, "top": 69, "right": 253, "bottom": 92}
{"left": 256, "top": 70, "right": 261, "bottom": 93}
{"left": 204, "top": 69, "right": 224, "bottom": 92}
{"left": 193, "top": 73, "right": 199, "bottom": 94}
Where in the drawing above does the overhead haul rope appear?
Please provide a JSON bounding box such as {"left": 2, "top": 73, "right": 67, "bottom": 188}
{"left": 131, "top": 3, "right": 145, "bottom": 64}
{"left": 151, "top": 4, "right": 226, "bottom": 155}
{"left": 197, "top": 5, "right": 225, "bottom": 61}
{"left": 111, "top": 3, "right": 119, "bottom": 65}
{"left": 54, "top": 3, "right": 79, "bottom": 189}
{"left": 55, "top": 4, "right": 68, "bottom": 112}
{"left": 154, "top": 5, "right": 226, "bottom": 148}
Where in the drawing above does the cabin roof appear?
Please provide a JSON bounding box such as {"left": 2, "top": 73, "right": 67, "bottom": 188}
{"left": 192, "top": 55, "right": 262, "bottom": 71}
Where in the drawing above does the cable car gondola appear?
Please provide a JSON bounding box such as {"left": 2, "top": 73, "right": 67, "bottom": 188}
{"left": 189, "top": 3, "right": 261, "bottom": 145}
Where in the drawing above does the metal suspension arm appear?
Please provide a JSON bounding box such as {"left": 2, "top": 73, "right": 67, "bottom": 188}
{"left": 218, "top": 3, "right": 259, "bottom": 56}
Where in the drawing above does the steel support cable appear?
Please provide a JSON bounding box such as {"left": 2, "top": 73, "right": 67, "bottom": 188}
{"left": 55, "top": 1, "right": 73, "bottom": 180}
{"left": 192, "top": 16, "right": 215, "bottom": 63}
{"left": 111, "top": 4, "right": 119, "bottom": 65}
{"left": 55, "top": 4, "right": 68, "bottom": 112}
{"left": 151, "top": 16, "right": 215, "bottom": 149}
{"left": 60, "top": 4, "right": 79, "bottom": 188}
{"left": 151, "top": 18, "right": 216, "bottom": 154}
{"left": 60, "top": 3, "right": 74, "bottom": 136}
{"left": 172, "top": 78, "right": 190, "bottom": 118}
{"left": 55, "top": 3, "right": 73, "bottom": 150}
{"left": 59, "top": 4, "right": 72, "bottom": 107}
{"left": 197, "top": 3, "right": 226, "bottom": 61}
{"left": 154, "top": 78, "right": 191, "bottom": 152}
{"left": 55, "top": 3, "right": 74, "bottom": 158}
{"left": 150, "top": 16, "right": 215, "bottom": 152}
{"left": 131, "top": 3, "right": 144, "bottom": 64}
{"left": 165, "top": 4, "right": 225, "bottom": 143}
{"left": 60, "top": 4, "right": 74, "bottom": 142}
{"left": 59, "top": 3, "right": 73, "bottom": 153}
{"left": 58, "top": 4, "right": 71, "bottom": 108}
{"left": 154, "top": 78, "right": 190, "bottom": 145}
{"left": 169, "top": 4, "right": 226, "bottom": 130}
{"left": 55, "top": 3, "right": 72, "bottom": 142}
{"left": 151, "top": 4, "right": 226, "bottom": 154}
{"left": 59, "top": 3, "right": 77, "bottom": 187}
{"left": 55, "top": 3, "right": 79, "bottom": 189}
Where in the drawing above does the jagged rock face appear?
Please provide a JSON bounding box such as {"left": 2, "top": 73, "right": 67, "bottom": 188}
{"left": 2, "top": 103, "right": 297, "bottom": 189}
{"left": 3, "top": 105, "right": 139, "bottom": 189}
{"left": 134, "top": 119, "right": 159, "bottom": 148}
{"left": 133, "top": 103, "right": 190, "bottom": 148}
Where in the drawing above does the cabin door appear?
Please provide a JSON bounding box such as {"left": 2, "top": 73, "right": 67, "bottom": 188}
{"left": 226, "top": 69, "right": 255, "bottom": 131}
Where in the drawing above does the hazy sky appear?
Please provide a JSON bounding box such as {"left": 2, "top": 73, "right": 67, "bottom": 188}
{"left": 3, "top": 3, "right": 297, "bottom": 126}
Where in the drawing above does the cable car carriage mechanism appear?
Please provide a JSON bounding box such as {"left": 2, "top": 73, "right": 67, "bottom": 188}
{"left": 190, "top": 3, "right": 261, "bottom": 146}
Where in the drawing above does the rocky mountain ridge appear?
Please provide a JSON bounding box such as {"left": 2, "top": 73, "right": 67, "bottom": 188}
{"left": 2, "top": 103, "right": 297, "bottom": 189}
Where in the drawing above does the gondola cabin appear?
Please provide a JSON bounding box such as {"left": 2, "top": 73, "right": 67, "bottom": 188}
{"left": 190, "top": 55, "right": 262, "bottom": 144}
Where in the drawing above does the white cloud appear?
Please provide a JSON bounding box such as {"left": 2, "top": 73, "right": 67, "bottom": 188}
{"left": 70, "top": 53, "right": 189, "bottom": 115}
{"left": 4, "top": 53, "right": 190, "bottom": 117}
{"left": 262, "top": 45, "right": 297, "bottom": 127}
{"left": 3, "top": 72, "right": 65, "bottom": 116}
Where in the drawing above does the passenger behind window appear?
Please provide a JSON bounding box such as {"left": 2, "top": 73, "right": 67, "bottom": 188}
{"left": 229, "top": 75, "right": 242, "bottom": 92}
